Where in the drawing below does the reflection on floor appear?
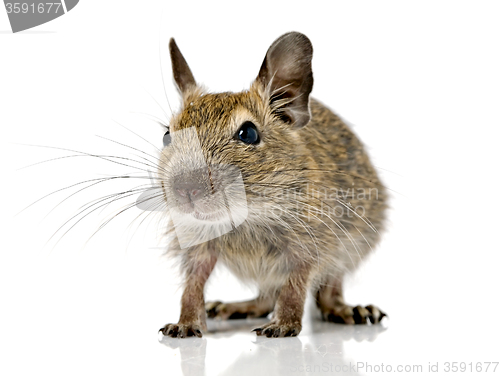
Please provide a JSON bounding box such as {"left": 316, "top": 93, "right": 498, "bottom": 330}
{"left": 159, "top": 302, "right": 388, "bottom": 376}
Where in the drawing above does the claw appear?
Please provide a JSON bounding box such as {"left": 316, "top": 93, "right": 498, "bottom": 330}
{"left": 158, "top": 323, "right": 204, "bottom": 338}
{"left": 252, "top": 321, "right": 301, "bottom": 337}
{"left": 321, "top": 303, "right": 386, "bottom": 325}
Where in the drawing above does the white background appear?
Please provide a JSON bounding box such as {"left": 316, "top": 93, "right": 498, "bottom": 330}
{"left": 1, "top": 1, "right": 500, "bottom": 375}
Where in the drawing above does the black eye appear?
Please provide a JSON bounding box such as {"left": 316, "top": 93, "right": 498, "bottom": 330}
{"left": 237, "top": 121, "right": 260, "bottom": 145}
{"left": 163, "top": 130, "right": 171, "bottom": 147}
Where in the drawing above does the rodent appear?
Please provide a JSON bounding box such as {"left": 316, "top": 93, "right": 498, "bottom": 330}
{"left": 158, "top": 32, "right": 388, "bottom": 338}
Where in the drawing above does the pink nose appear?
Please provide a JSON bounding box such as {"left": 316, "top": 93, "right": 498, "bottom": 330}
{"left": 173, "top": 176, "right": 207, "bottom": 203}
{"left": 175, "top": 187, "right": 202, "bottom": 199}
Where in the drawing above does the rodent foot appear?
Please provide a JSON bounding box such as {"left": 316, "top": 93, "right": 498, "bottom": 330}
{"left": 321, "top": 304, "right": 387, "bottom": 325}
{"left": 205, "top": 300, "right": 272, "bottom": 320}
{"left": 252, "top": 320, "right": 301, "bottom": 338}
{"left": 159, "top": 323, "right": 203, "bottom": 338}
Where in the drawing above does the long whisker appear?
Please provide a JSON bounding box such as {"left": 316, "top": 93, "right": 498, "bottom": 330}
{"left": 15, "top": 143, "right": 168, "bottom": 177}
{"left": 158, "top": 10, "right": 173, "bottom": 116}
{"left": 17, "top": 175, "right": 144, "bottom": 217}
{"left": 110, "top": 120, "right": 167, "bottom": 158}
{"left": 298, "top": 203, "right": 355, "bottom": 268}
{"left": 128, "top": 111, "right": 169, "bottom": 128}
{"left": 266, "top": 202, "right": 320, "bottom": 264}
{"left": 43, "top": 177, "right": 155, "bottom": 220}
{"left": 95, "top": 133, "right": 168, "bottom": 175}
{"left": 246, "top": 181, "right": 375, "bottom": 261}
{"left": 248, "top": 167, "right": 389, "bottom": 192}
{"left": 80, "top": 185, "right": 162, "bottom": 214}
{"left": 248, "top": 181, "right": 379, "bottom": 233}
{"left": 117, "top": 196, "right": 169, "bottom": 253}
{"left": 17, "top": 154, "right": 97, "bottom": 171}
{"left": 89, "top": 192, "right": 167, "bottom": 243}
{"left": 140, "top": 87, "right": 171, "bottom": 124}
{"left": 248, "top": 176, "right": 380, "bottom": 233}
{"left": 48, "top": 188, "right": 155, "bottom": 249}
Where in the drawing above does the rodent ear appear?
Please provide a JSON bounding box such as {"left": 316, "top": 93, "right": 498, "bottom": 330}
{"left": 169, "top": 38, "right": 197, "bottom": 95}
{"left": 256, "top": 32, "right": 314, "bottom": 128}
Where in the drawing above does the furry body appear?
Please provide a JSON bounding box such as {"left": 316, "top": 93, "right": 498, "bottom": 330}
{"left": 159, "top": 33, "right": 387, "bottom": 338}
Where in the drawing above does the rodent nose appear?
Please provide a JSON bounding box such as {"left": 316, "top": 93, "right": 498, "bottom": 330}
{"left": 175, "top": 186, "right": 202, "bottom": 199}
{"left": 173, "top": 179, "right": 207, "bottom": 202}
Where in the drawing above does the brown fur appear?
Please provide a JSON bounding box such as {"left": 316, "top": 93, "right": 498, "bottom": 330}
{"left": 159, "top": 32, "right": 388, "bottom": 338}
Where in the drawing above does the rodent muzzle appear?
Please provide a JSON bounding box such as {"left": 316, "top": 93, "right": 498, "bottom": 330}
{"left": 172, "top": 168, "right": 212, "bottom": 206}
{"left": 173, "top": 178, "right": 208, "bottom": 205}
{"left": 164, "top": 163, "right": 248, "bottom": 231}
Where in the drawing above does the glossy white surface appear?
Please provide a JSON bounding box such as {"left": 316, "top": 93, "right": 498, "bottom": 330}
{"left": 160, "top": 312, "right": 390, "bottom": 376}
{"left": 157, "top": 300, "right": 500, "bottom": 376}
{"left": 2, "top": 1, "right": 500, "bottom": 375}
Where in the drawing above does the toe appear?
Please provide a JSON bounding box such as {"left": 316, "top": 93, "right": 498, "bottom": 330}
{"left": 366, "top": 305, "right": 387, "bottom": 324}
{"left": 159, "top": 323, "right": 204, "bottom": 338}
{"left": 253, "top": 322, "right": 301, "bottom": 337}
{"left": 353, "top": 305, "right": 369, "bottom": 324}
{"left": 205, "top": 301, "right": 222, "bottom": 318}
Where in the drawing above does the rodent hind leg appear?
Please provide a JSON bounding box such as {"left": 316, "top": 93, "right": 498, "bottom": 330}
{"left": 205, "top": 295, "right": 275, "bottom": 320}
{"left": 315, "top": 276, "right": 386, "bottom": 325}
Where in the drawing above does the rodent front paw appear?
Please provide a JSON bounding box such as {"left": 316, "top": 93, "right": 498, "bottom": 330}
{"left": 159, "top": 323, "right": 203, "bottom": 338}
{"left": 252, "top": 320, "right": 301, "bottom": 338}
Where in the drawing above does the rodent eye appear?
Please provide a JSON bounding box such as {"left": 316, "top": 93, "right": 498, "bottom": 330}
{"left": 237, "top": 121, "right": 260, "bottom": 145}
{"left": 163, "top": 130, "right": 171, "bottom": 147}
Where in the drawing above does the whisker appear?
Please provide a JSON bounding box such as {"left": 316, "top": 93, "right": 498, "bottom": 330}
{"left": 90, "top": 192, "right": 167, "bottom": 241}
{"left": 48, "top": 188, "right": 153, "bottom": 249}
{"left": 17, "top": 175, "right": 141, "bottom": 217}
{"left": 140, "top": 87, "right": 171, "bottom": 124}
{"left": 17, "top": 154, "right": 97, "bottom": 171}
{"left": 158, "top": 12, "right": 173, "bottom": 116}
{"left": 15, "top": 143, "right": 168, "bottom": 177}
{"left": 95, "top": 132, "right": 168, "bottom": 175}
{"left": 246, "top": 182, "right": 375, "bottom": 262}
{"left": 110, "top": 120, "right": 168, "bottom": 159}
{"left": 248, "top": 177, "right": 380, "bottom": 233}
{"left": 43, "top": 177, "right": 156, "bottom": 221}
{"left": 128, "top": 111, "right": 169, "bottom": 128}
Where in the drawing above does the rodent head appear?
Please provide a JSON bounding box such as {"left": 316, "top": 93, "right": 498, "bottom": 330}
{"left": 159, "top": 32, "right": 314, "bottom": 247}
